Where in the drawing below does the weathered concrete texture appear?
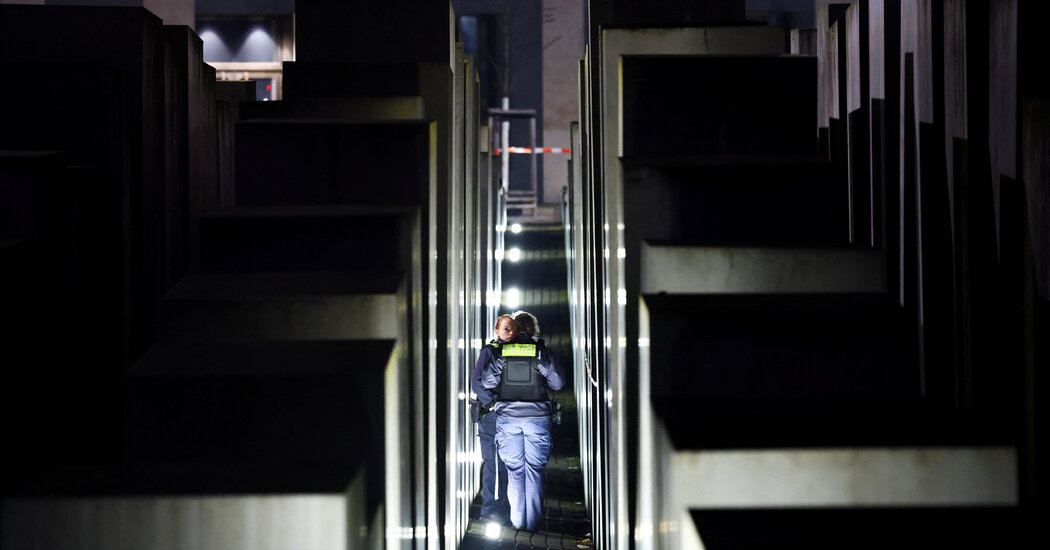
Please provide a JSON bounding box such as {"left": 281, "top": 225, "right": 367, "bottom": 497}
{"left": 869, "top": 0, "right": 885, "bottom": 99}
{"left": 899, "top": 1, "right": 940, "bottom": 209}
{"left": 671, "top": 448, "right": 1017, "bottom": 506}
{"left": 828, "top": 20, "right": 840, "bottom": 125}
{"left": 156, "top": 273, "right": 399, "bottom": 341}
{"left": 790, "top": 27, "right": 816, "bottom": 55}
{"left": 817, "top": 7, "right": 830, "bottom": 127}
{"left": 2, "top": 494, "right": 360, "bottom": 550}
{"left": 640, "top": 244, "right": 885, "bottom": 294}
{"left": 817, "top": 3, "right": 849, "bottom": 129}
{"left": 902, "top": 0, "right": 936, "bottom": 125}
{"left": 1023, "top": 99, "right": 1050, "bottom": 299}
{"left": 846, "top": 2, "right": 864, "bottom": 114}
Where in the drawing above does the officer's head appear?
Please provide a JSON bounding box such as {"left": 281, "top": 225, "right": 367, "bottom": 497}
{"left": 494, "top": 314, "right": 517, "bottom": 342}
{"left": 512, "top": 311, "right": 539, "bottom": 339}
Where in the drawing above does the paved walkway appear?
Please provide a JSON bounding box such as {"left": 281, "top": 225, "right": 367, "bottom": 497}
{"left": 462, "top": 222, "right": 592, "bottom": 549}
{"left": 462, "top": 409, "right": 592, "bottom": 549}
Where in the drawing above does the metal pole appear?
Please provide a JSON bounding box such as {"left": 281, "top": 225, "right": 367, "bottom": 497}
{"left": 529, "top": 115, "right": 538, "bottom": 203}
{"left": 500, "top": 97, "right": 510, "bottom": 191}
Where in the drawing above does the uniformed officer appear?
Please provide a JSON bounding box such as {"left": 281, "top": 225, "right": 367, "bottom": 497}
{"left": 471, "top": 314, "right": 515, "bottom": 523}
{"left": 482, "top": 312, "right": 564, "bottom": 531}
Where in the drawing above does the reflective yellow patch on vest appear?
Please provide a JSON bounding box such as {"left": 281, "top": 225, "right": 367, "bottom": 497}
{"left": 501, "top": 343, "right": 537, "bottom": 357}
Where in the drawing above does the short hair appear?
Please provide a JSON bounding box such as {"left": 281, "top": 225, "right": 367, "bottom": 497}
{"left": 494, "top": 314, "right": 516, "bottom": 331}
{"left": 511, "top": 310, "right": 539, "bottom": 337}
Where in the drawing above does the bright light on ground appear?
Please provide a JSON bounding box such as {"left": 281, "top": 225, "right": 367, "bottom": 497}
{"left": 510, "top": 223, "right": 522, "bottom": 233}
{"left": 494, "top": 248, "right": 504, "bottom": 261}
{"left": 484, "top": 522, "right": 501, "bottom": 540}
{"left": 503, "top": 287, "right": 521, "bottom": 309}
{"left": 507, "top": 247, "right": 522, "bottom": 262}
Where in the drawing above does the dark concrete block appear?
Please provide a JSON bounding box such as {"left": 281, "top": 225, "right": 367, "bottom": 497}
{"left": 987, "top": 1, "right": 1017, "bottom": 242}
{"left": 643, "top": 290, "right": 1018, "bottom": 447}
{"left": 295, "top": 0, "right": 452, "bottom": 64}
{"left": 846, "top": 3, "right": 871, "bottom": 248}
{"left": 845, "top": 1, "right": 869, "bottom": 115}
{"left": 817, "top": 5, "right": 850, "bottom": 129}
{"left": 869, "top": 0, "right": 902, "bottom": 292}
{"left": 848, "top": 107, "right": 872, "bottom": 245}
{"left": 124, "top": 340, "right": 390, "bottom": 492}
{"left": 790, "top": 28, "right": 817, "bottom": 55}
{"left": 163, "top": 25, "right": 218, "bottom": 287}
{"left": 216, "top": 81, "right": 255, "bottom": 209}
{"left": 0, "top": 6, "right": 166, "bottom": 211}
{"left": 0, "top": 63, "right": 126, "bottom": 176}
{"left": 1, "top": 5, "right": 168, "bottom": 365}
{"left": 215, "top": 80, "right": 256, "bottom": 104}
{"left": 691, "top": 508, "right": 1031, "bottom": 549}
{"left": 0, "top": 152, "right": 68, "bottom": 247}
{"left": 283, "top": 61, "right": 421, "bottom": 100}
{"left": 829, "top": 116, "right": 849, "bottom": 239}
{"left": 198, "top": 209, "right": 411, "bottom": 274}
{"left": 0, "top": 154, "right": 124, "bottom": 473}
{"left": 237, "top": 97, "right": 426, "bottom": 123}
{"left": 589, "top": 0, "right": 745, "bottom": 26}
{"left": 235, "top": 121, "right": 431, "bottom": 206}
{"left": 0, "top": 154, "right": 114, "bottom": 344}
{"left": 944, "top": 0, "right": 968, "bottom": 207}
{"left": 622, "top": 159, "right": 847, "bottom": 247}
{"left": 951, "top": 136, "right": 1018, "bottom": 417}
{"left": 1022, "top": 98, "right": 1050, "bottom": 300}
{"left": 914, "top": 122, "right": 954, "bottom": 409}
{"left": 620, "top": 56, "right": 817, "bottom": 157}
{"left": 647, "top": 293, "right": 915, "bottom": 405}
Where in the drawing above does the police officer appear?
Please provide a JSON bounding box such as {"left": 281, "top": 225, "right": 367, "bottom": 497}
{"left": 482, "top": 312, "right": 564, "bottom": 531}
{"left": 471, "top": 314, "right": 515, "bottom": 523}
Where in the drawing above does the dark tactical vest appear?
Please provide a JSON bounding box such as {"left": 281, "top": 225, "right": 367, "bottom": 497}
{"left": 496, "top": 342, "right": 549, "bottom": 402}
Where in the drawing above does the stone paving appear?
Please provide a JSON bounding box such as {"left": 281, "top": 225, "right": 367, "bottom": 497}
{"left": 461, "top": 222, "right": 592, "bottom": 549}
{"left": 461, "top": 412, "right": 593, "bottom": 549}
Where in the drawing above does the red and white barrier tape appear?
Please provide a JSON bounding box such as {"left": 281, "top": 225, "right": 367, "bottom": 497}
{"left": 493, "top": 147, "right": 571, "bottom": 155}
